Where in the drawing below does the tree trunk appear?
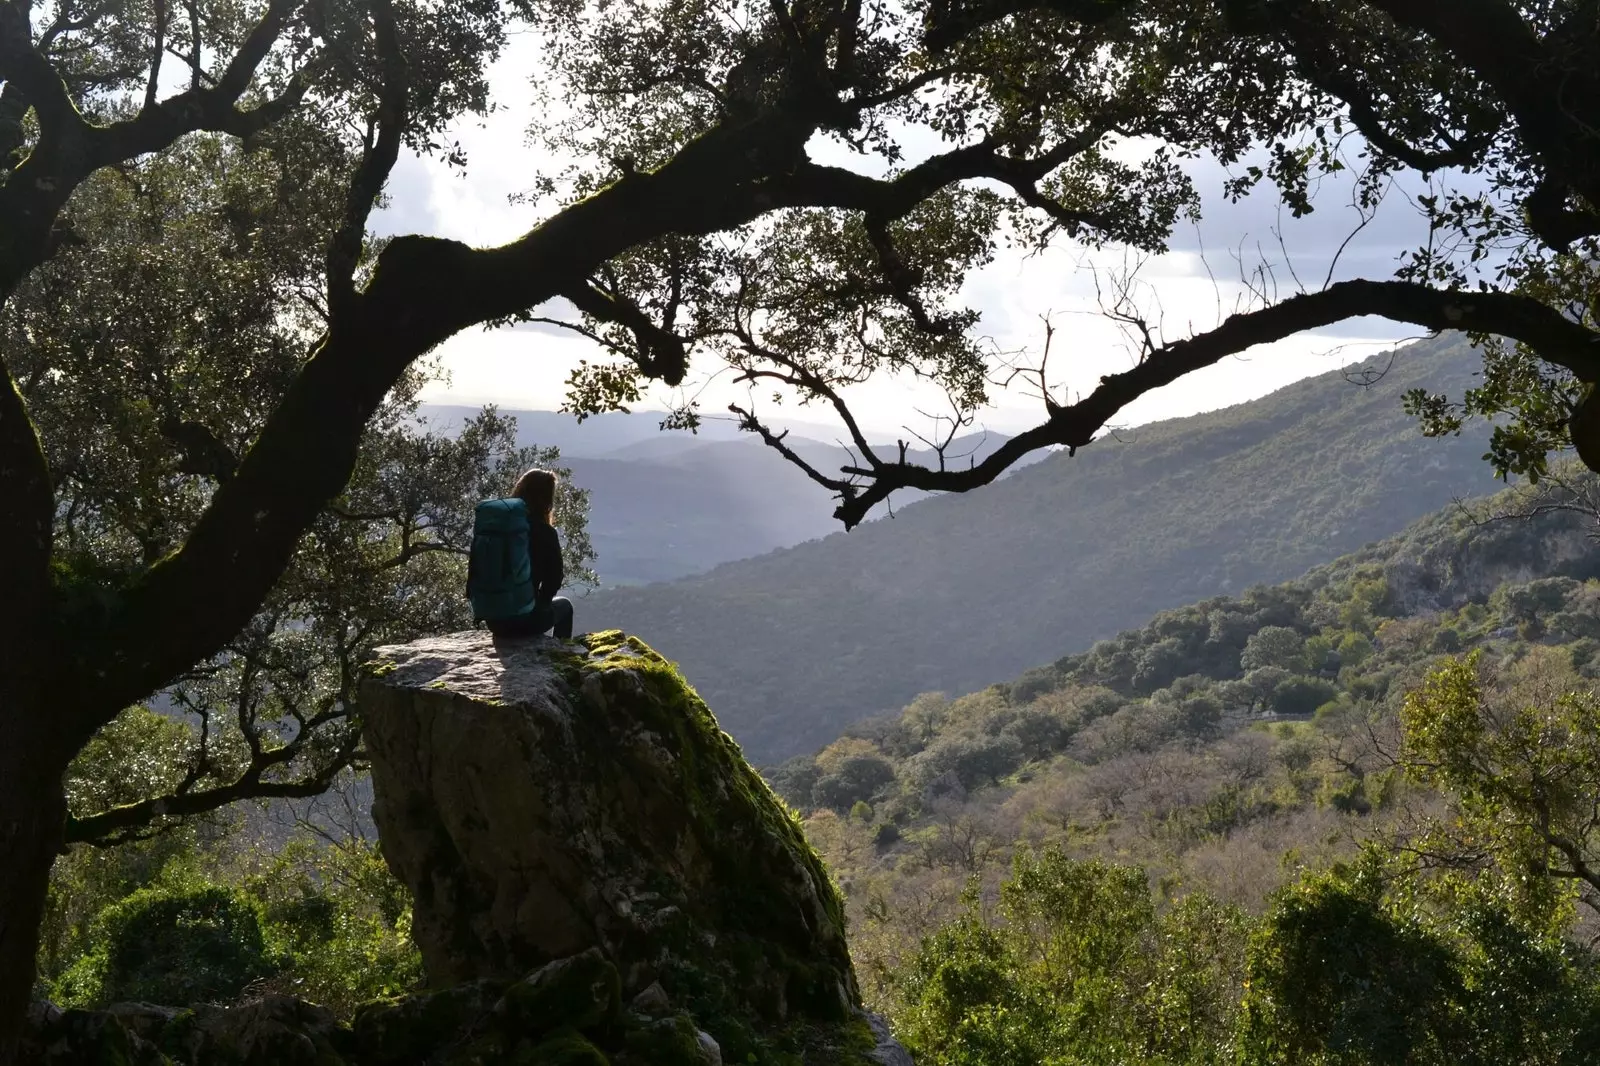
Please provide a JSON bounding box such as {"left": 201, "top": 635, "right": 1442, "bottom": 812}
{"left": 0, "top": 709, "right": 68, "bottom": 1066}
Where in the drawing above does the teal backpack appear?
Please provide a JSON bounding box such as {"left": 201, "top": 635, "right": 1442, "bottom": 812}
{"left": 466, "top": 498, "right": 536, "bottom": 622}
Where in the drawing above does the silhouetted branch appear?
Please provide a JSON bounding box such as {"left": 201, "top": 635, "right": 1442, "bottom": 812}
{"left": 327, "top": 0, "right": 405, "bottom": 317}
{"left": 746, "top": 279, "right": 1600, "bottom": 528}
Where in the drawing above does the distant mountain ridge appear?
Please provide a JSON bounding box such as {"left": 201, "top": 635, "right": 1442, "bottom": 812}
{"left": 421, "top": 401, "right": 1029, "bottom": 585}
{"left": 417, "top": 405, "right": 890, "bottom": 458}
{"left": 577, "top": 334, "right": 1507, "bottom": 764}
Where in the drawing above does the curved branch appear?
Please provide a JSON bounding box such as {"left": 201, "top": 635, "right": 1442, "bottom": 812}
{"left": 55, "top": 109, "right": 828, "bottom": 723}
{"left": 63, "top": 749, "right": 359, "bottom": 847}
{"left": 804, "top": 279, "right": 1600, "bottom": 528}
{"left": 1271, "top": 3, "right": 1494, "bottom": 174}
{"left": 0, "top": 2, "right": 86, "bottom": 138}
{"left": 865, "top": 215, "right": 959, "bottom": 335}
{"left": 1523, "top": 174, "right": 1600, "bottom": 252}
{"left": 561, "top": 282, "right": 690, "bottom": 385}
{"left": 725, "top": 329, "right": 880, "bottom": 461}
{"left": 327, "top": 0, "right": 406, "bottom": 317}
{"left": 1363, "top": 0, "right": 1600, "bottom": 209}
{"left": 0, "top": 0, "right": 308, "bottom": 303}
{"left": 729, "top": 402, "right": 858, "bottom": 502}
{"left": 783, "top": 127, "right": 1103, "bottom": 222}
{"left": 87, "top": 0, "right": 306, "bottom": 167}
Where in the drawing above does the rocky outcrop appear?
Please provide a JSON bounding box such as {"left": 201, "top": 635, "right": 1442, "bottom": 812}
{"left": 22, "top": 630, "right": 909, "bottom": 1064}
{"left": 359, "top": 628, "right": 887, "bottom": 1061}
{"left": 360, "top": 630, "right": 855, "bottom": 1027}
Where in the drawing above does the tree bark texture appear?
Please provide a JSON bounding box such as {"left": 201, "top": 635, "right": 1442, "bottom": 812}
{"left": 0, "top": 710, "right": 69, "bottom": 1065}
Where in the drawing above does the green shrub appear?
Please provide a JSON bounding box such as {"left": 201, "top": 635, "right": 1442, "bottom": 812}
{"left": 894, "top": 847, "right": 1246, "bottom": 1066}
{"left": 1001, "top": 705, "right": 1072, "bottom": 751}
{"left": 811, "top": 754, "right": 897, "bottom": 811}
{"left": 1272, "top": 677, "right": 1339, "bottom": 717}
{"left": 252, "top": 835, "right": 423, "bottom": 1017}
{"left": 1429, "top": 627, "right": 1462, "bottom": 653}
{"left": 60, "top": 883, "right": 278, "bottom": 1007}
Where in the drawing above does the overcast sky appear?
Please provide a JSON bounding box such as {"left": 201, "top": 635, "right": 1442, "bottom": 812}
{"left": 372, "top": 34, "right": 1440, "bottom": 441}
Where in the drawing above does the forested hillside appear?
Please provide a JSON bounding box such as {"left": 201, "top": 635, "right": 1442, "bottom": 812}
{"left": 560, "top": 440, "right": 846, "bottom": 585}
{"left": 39, "top": 471, "right": 1600, "bottom": 1066}
{"left": 588, "top": 334, "right": 1503, "bottom": 763}
{"left": 773, "top": 471, "right": 1600, "bottom": 1064}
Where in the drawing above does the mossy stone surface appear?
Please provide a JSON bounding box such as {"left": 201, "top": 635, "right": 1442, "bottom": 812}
{"left": 19, "top": 1007, "right": 155, "bottom": 1066}
{"left": 493, "top": 948, "right": 619, "bottom": 1037}
{"left": 513, "top": 1029, "right": 612, "bottom": 1066}
{"left": 352, "top": 980, "right": 503, "bottom": 1065}
{"left": 359, "top": 630, "right": 857, "bottom": 1033}
{"left": 23, "top": 630, "right": 904, "bottom": 1065}
{"left": 619, "top": 1013, "right": 714, "bottom": 1066}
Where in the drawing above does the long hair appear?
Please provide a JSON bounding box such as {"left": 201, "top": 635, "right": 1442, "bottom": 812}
{"left": 511, "top": 468, "right": 558, "bottom": 525}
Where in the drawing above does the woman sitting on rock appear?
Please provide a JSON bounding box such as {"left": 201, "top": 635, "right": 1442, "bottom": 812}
{"left": 467, "top": 468, "right": 575, "bottom": 640}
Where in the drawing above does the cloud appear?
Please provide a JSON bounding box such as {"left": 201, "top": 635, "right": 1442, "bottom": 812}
{"left": 371, "top": 153, "right": 442, "bottom": 237}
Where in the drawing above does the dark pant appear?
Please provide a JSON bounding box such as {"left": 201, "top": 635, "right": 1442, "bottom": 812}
{"left": 488, "top": 596, "right": 574, "bottom": 640}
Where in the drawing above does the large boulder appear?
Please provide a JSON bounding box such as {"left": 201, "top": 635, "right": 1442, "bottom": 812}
{"left": 358, "top": 629, "right": 874, "bottom": 1060}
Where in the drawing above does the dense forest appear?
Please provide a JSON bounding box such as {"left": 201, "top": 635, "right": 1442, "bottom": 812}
{"left": 765, "top": 471, "right": 1600, "bottom": 1063}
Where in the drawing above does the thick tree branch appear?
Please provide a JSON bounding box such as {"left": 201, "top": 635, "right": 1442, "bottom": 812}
{"left": 561, "top": 282, "right": 690, "bottom": 384}
{"left": 800, "top": 279, "right": 1600, "bottom": 528}
{"left": 63, "top": 748, "right": 359, "bottom": 847}
{"left": 88, "top": 0, "right": 305, "bottom": 168}
{"left": 0, "top": 1, "right": 87, "bottom": 139}
{"left": 0, "top": 3, "right": 93, "bottom": 296}
{"left": 783, "top": 126, "right": 1104, "bottom": 223}
{"left": 0, "top": 1, "right": 312, "bottom": 715}
{"left": 1362, "top": 0, "right": 1600, "bottom": 209}
{"left": 927, "top": 0, "right": 1600, "bottom": 244}
{"left": 0, "top": 79, "right": 27, "bottom": 164}
{"left": 1272, "top": 2, "right": 1492, "bottom": 173}
{"left": 327, "top": 0, "right": 405, "bottom": 317}
{"left": 145, "top": 0, "right": 169, "bottom": 111}
{"left": 1524, "top": 174, "right": 1600, "bottom": 251}
{"left": 0, "top": 368, "right": 53, "bottom": 675}
{"left": 0, "top": 0, "right": 307, "bottom": 303}
{"left": 53, "top": 109, "right": 827, "bottom": 724}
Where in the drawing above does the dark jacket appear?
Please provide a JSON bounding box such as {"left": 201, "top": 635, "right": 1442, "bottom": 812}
{"left": 529, "top": 520, "right": 564, "bottom": 605}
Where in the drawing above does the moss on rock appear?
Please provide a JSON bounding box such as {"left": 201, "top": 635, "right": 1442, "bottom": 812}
{"left": 619, "top": 1013, "right": 714, "bottom": 1066}
{"left": 513, "top": 1029, "right": 611, "bottom": 1066}
{"left": 352, "top": 980, "right": 503, "bottom": 1065}
{"left": 359, "top": 629, "right": 858, "bottom": 1047}
{"left": 493, "top": 949, "right": 619, "bottom": 1037}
